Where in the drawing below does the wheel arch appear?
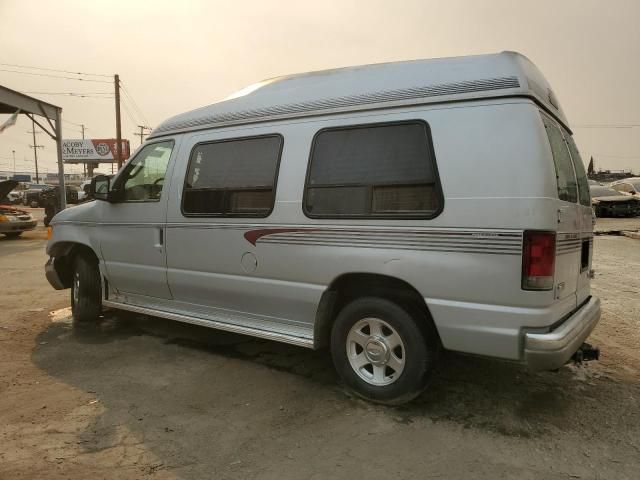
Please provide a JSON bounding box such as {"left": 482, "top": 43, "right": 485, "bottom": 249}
{"left": 48, "top": 241, "right": 100, "bottom": 289}
{"left": 313, "top": 272, "right": 439, "bottom": 349}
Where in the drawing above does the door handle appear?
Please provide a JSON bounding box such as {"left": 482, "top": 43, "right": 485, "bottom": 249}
{"left": 154, "top": 227, "right": 164, "bottom": 251}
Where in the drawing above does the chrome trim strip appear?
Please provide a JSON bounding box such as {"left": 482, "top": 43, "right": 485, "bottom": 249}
{"left": 102, "top": 300, "right": 314, "bottom": 348}
{"left": 258, "top": 239, "right": 521, "bottom": 254}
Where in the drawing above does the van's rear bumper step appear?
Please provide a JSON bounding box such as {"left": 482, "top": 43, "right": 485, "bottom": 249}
{"left": 523, "top": 296, "right": 601, "bottom": 371}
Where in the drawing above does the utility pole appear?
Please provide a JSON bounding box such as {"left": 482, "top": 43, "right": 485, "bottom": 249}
{"left": 12, "top": 150, "right": 15, "bottom": 176}
{"left": 133, "top": 125, "right": 150, "bottom": 145}
{"left": 81, "top": 124, "right": 87, "bottom": 178}
{"left": 114, "top": 74, "right": 123, "bottom": 169}
{"left": 28, "top": 119, "right": 44, "bottom": 183}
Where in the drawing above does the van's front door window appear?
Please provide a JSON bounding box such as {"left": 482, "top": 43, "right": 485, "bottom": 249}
{"left": 117, "top": 141, "right": 174, "bottom": 201}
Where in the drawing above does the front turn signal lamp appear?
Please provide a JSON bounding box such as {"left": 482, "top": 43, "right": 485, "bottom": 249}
{"left": 46, "top": 226, "right": 53, "bottom": 240}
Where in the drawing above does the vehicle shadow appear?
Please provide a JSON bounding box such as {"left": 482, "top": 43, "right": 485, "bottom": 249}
{"left": 32, "top": 308, "right": 637, "bottom": 476}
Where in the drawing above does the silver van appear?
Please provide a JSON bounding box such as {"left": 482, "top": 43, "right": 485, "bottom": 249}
{"left": 45, "top": 52, "right": 600, "bottom": 404}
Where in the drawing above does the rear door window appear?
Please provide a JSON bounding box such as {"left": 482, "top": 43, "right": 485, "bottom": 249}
{"left": 304, "top": 121, "right": 442, "bottom": 218}
{"left": 541, "top": 115, "right": 578, "bottom": 203}
{"left": 563, "top": 133, "right": 590, "bottom": 206}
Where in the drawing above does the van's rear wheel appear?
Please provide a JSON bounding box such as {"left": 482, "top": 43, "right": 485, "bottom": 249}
{"left": 330, "top": 297, "right": 437, "bottom": 405}
{"left": 71, "top": 254, "right": 102, "bottom": 323}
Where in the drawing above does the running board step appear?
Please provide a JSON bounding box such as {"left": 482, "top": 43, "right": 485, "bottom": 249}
{"left": 102, "top": 300, "right": 315, "bottom": 349}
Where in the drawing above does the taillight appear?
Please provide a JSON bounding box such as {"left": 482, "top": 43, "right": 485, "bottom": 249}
{"left": 522, "top": 230, "right": 556, "bottom": 290}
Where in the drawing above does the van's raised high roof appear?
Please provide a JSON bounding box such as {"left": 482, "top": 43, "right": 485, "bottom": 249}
{"left": 149, "top": 51, "right": 567, "bottom": 139}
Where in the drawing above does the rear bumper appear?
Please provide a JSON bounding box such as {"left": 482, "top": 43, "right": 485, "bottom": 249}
{"left": 524, "top": 296, "right": 601, "bottom": 371}
{"left": 45, "top": 257, "right": 66, "bottom": 290}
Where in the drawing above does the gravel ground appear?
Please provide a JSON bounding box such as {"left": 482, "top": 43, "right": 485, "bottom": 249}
{"left": 1, "top": 217, "right": 639, "bottom": 479}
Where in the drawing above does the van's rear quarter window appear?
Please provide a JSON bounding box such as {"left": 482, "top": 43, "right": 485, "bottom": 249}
{"left": 304, "top": 121, "right": 443, "bottom": 218}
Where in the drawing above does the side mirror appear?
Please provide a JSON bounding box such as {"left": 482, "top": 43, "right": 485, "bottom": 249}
{"left": 91, "top": 175, "right": 111, "bottom": 201}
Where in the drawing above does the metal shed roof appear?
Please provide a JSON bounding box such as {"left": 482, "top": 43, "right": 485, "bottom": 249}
{"left": 0, "top": 84, "right": 67, "bottom": 208}
{"left": 149, "top": 51, "right": 568, "bottom": 139}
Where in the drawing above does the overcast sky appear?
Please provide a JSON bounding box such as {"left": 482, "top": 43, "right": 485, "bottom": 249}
{"left": 0, "top": 0, "right": 639, "bottom": 176}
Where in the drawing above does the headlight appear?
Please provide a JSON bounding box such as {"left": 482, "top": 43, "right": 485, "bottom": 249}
{"left": 0, "top": 214, "right": 16, "bottom": 222}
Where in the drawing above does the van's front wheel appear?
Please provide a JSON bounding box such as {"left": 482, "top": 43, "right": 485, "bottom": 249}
{"left": 71, "top": 254, "right": 102, "bottom": 323}
{"left": 330, "top": 297, "right": 437, "bottom": 405}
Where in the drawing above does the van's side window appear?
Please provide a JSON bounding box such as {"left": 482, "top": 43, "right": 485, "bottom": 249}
{"left": 304, "top": 121, "right": 442, "bottom": 218}
{"left": 542, "top": 115, "right": 578, "bottom": 203}
{"left": 113, "top": 140, "right": 174, "bottom": 202}
{"left": 563, "top": 133, "right": 591, "bottom": 206}
{"left": 182, "top": 135, "right": 282, "bottom": 217}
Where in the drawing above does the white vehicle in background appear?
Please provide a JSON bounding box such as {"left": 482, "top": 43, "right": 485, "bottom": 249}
{"left": 45, "top": 52, "right": 600, "bottom": 404}
{"left": 77, "top": 180, "right": 91, "bottom": 202}
{"left": 610, "top": 177, "right": 640, "bottom": 196}
{"left": 7, "top": 189, "right": 23, "bottom": 204}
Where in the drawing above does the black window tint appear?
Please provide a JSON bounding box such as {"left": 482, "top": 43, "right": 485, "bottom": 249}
{"left": 183, "top": 135, "right": 282, "bottom": 216}
{"left": 563, "top": 132, "right": 590, "bottom": 206}
{"left": 305, "top": 122, "right": 441, "bottom": 217}
{"left": 542, "top": 115, "right": 578, "bottom": 203}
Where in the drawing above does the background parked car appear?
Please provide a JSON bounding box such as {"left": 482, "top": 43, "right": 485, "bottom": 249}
{"left": 610, "top": 177, "right": 640, "bottom": 196}
{"left": 23, "top": 184, "right": 50, "bottom": 207}
{"left": 590, "top": 184, "right": 640, "bottom": 217}
{"left": 0, "top": 180, "right": 37, "bottom": 238}
{"left": 24, "top": 184, "right": 78, "bottom": 207}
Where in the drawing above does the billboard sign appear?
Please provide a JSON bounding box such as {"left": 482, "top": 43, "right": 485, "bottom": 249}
{"left": 62, "top": 139, "right": 131, "bottom": 163}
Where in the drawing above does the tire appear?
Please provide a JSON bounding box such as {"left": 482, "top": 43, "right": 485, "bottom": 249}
{"left": 3, "top": 232, "right": 22, "bottom": 238}
{"left": 71, "top": 254, "right": 102, "bottom": 323}
{"left": 330, "top": 297, "right": 438, "bottom": 405}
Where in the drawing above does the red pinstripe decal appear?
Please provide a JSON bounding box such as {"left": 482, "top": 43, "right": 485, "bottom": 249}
{"left": 244, "top": 228, "right": 314, "bottom": 246}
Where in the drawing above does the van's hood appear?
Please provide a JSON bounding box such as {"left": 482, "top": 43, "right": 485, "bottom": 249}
{"left": 0, "top": 180, "right": 19, "bottom": 199}
{"left": 50, "top": 199, "right": 97, "bottom": 224}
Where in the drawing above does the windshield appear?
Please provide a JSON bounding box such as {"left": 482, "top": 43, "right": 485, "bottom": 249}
{"left": 590, "top": 186, "right": 624, "bottom": 197}
{"left": 630, "top": 180, "right": 640, "bottom": 191}
{"left": 29, "top": 184, "right": 48, "bottom": 190}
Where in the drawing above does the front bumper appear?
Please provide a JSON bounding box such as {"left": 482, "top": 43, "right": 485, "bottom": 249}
{"left": 524, "top": 296, "right": 601, "bottom": 371}
{"left": 45, "top": 257, "right": 67, "bottom": 290}
{"left": 0, "top": 219, "right": 37, "bottom": 233}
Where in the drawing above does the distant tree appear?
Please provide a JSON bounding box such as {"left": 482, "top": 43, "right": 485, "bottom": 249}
{"left": 588, "top": 156, "right": 594, "bottom": 175}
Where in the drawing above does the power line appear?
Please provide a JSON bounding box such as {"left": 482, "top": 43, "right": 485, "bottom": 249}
{"left": 26, "top": 92, "right": 114, "bottom": 99}
{"left": 0, "top": 62, "right": 111, "bottom": 77}
{"left": 0, "top": 68, "right": 111, "bottom": 83}
{"left": 23, "top": 91, "right": 112, "bottom": 95}
{"left": 120, "top": 96, "right": 140, "bottom": 127}
{"left": 119, "top": 82, "right": 150, "bottom": 128}
{"left": 63, "top": 119, "right": 86, "bottom": 127}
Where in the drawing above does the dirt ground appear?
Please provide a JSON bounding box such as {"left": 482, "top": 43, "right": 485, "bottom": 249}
{"left": 1, "top": 215, "right": 639, "bottom": 479}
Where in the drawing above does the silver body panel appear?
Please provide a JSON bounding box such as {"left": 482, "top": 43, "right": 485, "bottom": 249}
{"left": 46, "top": 54, "right": 598, "bottom": 369}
